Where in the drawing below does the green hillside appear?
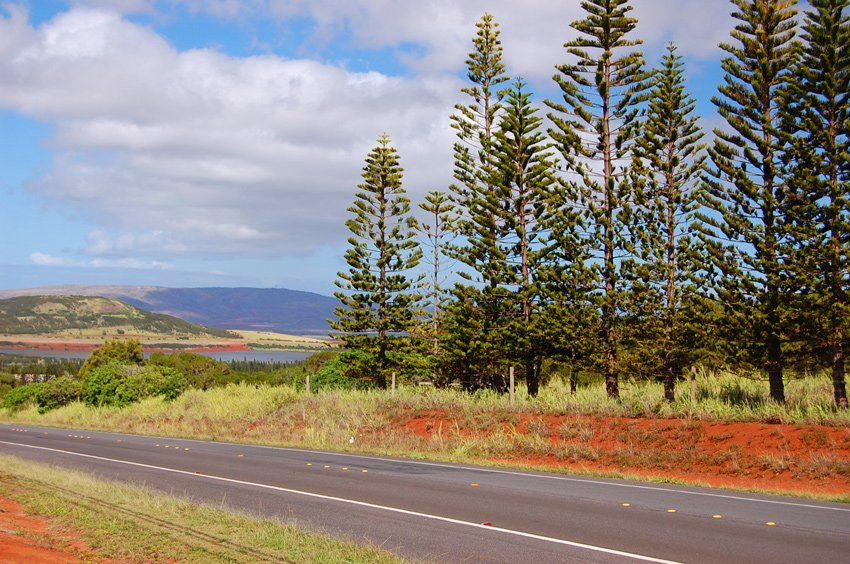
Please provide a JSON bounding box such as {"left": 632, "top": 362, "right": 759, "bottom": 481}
{"left": 0, "top": 296, "right": 237, "bottom": 339}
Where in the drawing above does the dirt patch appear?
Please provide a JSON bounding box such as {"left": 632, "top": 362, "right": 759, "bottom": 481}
{"left": 400, "top": 411, "right": 850, "bottom": 496}
{"left": 0, "top": 494, "right": 92, "bottom": 563}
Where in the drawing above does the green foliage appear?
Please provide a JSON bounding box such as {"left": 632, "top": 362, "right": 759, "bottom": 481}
{"left": 782, "top": 0, "right": 850, "bottom": 408}
{"left": 2, "top": 383, "right": 42, "bottom": 411}
{"left": 625, "top": 43, "right": 706, "bottom": 401}
{"left": 445, "top": 13, "right": 512, "bottom": 390}
{"left": 491, "top": 78, "right": 557, "bottom": 396}
{"left": 148, "top": 352, "right": 230, "bottom": 390}
{"left": 698, "top": 0, "right": 798, "bottom": 402}
{"left": 312, "top": 349, "right": 371, "bottom": 391}
{"left": 418, "top": 191, "right": 455, "bottom": 363}
{"left": 83, "top": 360, "right": 186, "bottom": 407}
{"left": 82, "top": 361, "right": 126, "bottom": 407}
{"left": 114, "top": 366, "right": 187, "bottom": 405}
{"left": 546, "top": 0, "right": 649, "bottom": 398}
{"left": 78, "top": 338, "right": 144, "bottom": 378}
{"left": 35, "top": 376, "right": 83, "bottom": 413}
{"left": 332, "top": 135, "right": 423, "bottom": 388}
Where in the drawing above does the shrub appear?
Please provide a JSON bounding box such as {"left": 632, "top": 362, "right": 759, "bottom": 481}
{"left": 312, "top": 349, "right": 373, "bottom": 390}
{"left": 148, "top": 352, "right": 230, "bottom": 390}
{"left": 83, "top": 361, "right": 187, "bottom": 407}
{"left": 78, "top": 338, "right": 144, "bottom": 378}
{"left": 82, "top": 360, "right": 125, "bottom": 407}
{"left": 2, "top": 383, "right": 42, "bottom": 411}
{"left": 115, "top": 366, "right": 187, "bottom": 405}
{"left": 36, "top": 376, "right": 83, "bottom": 413}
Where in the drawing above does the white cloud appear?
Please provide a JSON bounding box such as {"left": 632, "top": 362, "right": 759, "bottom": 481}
{"left": 30, "top": 252, "right": 74, "bottom": 266}
{"left": 3, "top": 2, "right": 739, "bottom": 268}
{"left": 0, "top": 7, "right": 457, "bottom": 258}
{"left": 30, "top": 251, "right": 173, "bottom": 270}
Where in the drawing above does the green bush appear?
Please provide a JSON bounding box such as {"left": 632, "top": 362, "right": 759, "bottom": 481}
{"left": 148, "top": 352, "right": 230, "bottom": 390}
{"left": 115, "top": 366, "right": 187, "bottom": 405}
{"left": 78, "top": 338, "right": 144, "bottom": 378}
{"left": 82, "top": 360, "right": 124, "bottom": 407}
{"left": 83, "top": 361, "right": 187, "bottom": 407}
{"left": 312, "top": 349, "right": 373, "bottom": 390}
{"left": 2, "top": 383, "right": 43, "bottom": 411}
{"left": 35, "top": 376, "right": 83, "bottom": 413}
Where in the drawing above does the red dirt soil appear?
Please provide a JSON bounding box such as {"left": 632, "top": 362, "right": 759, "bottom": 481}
{"left": 401, "top": 411, "right": 850, "bottom": 496}
{"left": 0, "top": 495, "right": 92, "bottom": 563}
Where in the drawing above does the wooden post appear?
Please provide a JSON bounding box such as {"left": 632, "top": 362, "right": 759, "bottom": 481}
{"left": 391, "top": 372, "right": 396, "bottom": 395}
{"left": 306, "top": 374, "right": 311, "bottom": 395}
{"left": 509, "top": 366, "right": 515, "bottom": 406}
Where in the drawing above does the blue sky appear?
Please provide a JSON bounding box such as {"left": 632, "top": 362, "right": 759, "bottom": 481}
{"left": 0, "top": 0, "right": 763, "bottom": 295}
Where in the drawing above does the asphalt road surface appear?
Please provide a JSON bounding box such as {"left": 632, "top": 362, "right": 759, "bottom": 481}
{"left": 1, "top": 423, "right": 848, "bottom": 563}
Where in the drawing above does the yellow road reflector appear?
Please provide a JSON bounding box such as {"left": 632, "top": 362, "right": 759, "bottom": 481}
{"left": 667, "top": 509, "right": 677, "bottom": 513}
{"left": 361, "top": 469, "right": 368, "bottom": 473}
{"left": 184, "top": 448, "right": 189, "bottom": 451}
{"left": 766, "top": 522, "right": 776, "bottom": 526}
{"left": 713, "top": 515, "right": 722, "bottom": 519}
{"left": 324, "top": 465, "right": 330, "bottom": 468}
{"left": 306, "top": 463, "right": 313, "bottom": 466}
{"left": 155, "top": 444, "right": 160, "bottom": 447}
{"left": 238, "top": 454, "right": 244, "bottom": 458}
{"left": 342, "top": 467, "right": 349, "bottom": 471}
{"left": 622, "top": 503, "right": 631, "bottom": 507}
{"left": 471, "top": 483, "right": 480, "bottom": 487}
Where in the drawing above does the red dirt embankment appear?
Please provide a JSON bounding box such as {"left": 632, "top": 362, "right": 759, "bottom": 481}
{"left": 0, "top": 495, "right": 92, "bottom": 563}
{"left": 401, "top": 411, "right": 850, "bottom": 496}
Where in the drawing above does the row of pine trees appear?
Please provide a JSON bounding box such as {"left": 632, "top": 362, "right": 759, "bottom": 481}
{"left": 331, "top": 0, "right": 849, "bottom": 408}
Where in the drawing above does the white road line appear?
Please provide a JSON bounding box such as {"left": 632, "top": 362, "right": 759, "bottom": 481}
{"left": 0, "top": 439, "right": 679, "bottom": 564}
{"left": 7, "top": 425, "right": 850, "bottom": 513}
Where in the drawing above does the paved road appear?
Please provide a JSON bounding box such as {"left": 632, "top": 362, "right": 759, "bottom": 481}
{"left": 0, "top": 424, "right": 848, "bottom": 563}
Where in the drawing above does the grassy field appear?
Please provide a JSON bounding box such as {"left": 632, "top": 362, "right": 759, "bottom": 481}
{"left": 0, "top": 455, "right": 404, "bottom": 563}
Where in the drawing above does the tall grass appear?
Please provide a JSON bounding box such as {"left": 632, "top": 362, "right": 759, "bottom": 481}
{"left": 4, "top": 370, "right": 847, "bottom": 450}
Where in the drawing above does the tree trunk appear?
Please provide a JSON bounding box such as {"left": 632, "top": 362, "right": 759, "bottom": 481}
{"left": 833, "top": 325, "right": 848, "bottom": 409}
{"left": 569, "top": 348, "right": 578, "bottom": 395}
{"left": 602, "top": 54, "right": 618, "bottom": 400}
{"left": 526, "top": 358, "right": 539, "bottom": 397}
{"left": 766, "top": 330, "right": 784, "bottom": 403}
{"left": 663, "top": 364, "right": 676, "bottom": 403}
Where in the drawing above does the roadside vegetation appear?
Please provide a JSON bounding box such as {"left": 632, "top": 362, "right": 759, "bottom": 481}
{"left": 0, "top": 455, "right": 404, "bottom": 563}
{"left": 2, "top": 342, "right": 849, "bottom": 499}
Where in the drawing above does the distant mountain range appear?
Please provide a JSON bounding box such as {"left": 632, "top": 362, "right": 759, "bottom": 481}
{"left": 0, "top": 286, "right": 337, "bottom": 335}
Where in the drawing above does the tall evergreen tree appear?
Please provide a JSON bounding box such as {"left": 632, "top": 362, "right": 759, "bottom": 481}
{"left": 492, "top": 78, "right": 557, "bottom": 396}
{"left": 698, "top": 0, "right": 797, "bottom": 403}
{"left": 629, "top": 43, "right": 705, "bottom": 402}
{"left": 418, "top": 191, "right": 455, "bottom": 365}
{"left": 446, "top": 13, "right": 511, "bottom": 389}
{"left": 783, "top": 0, "right": 849, "bottom": 408}
{"left": 332, "top": 135, "right": 422, "bottom": 388}
{"left": 547, "top": 0, "right": 648, "bottom": 399}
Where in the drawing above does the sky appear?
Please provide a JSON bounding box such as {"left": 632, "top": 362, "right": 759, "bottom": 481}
{"left": 0, "top": 0, "right": 752, "bottom": 295}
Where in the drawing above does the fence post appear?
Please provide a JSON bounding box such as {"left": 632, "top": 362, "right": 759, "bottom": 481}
{"left": 391, "top": 372, "right": 396, "bottom": 396}
{"left": 509, "top": 366, "right": 515, "bottom": 406}
{"left": 306, "top": 373, "right": 311, "bottom": 395}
